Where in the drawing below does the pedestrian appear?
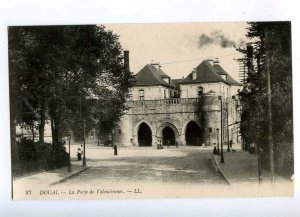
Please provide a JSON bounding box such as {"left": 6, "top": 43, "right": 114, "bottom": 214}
{"left": 230, "top": 139, "right": 233, "bottom": 148}
{"left": 113, "top": 144, "right": 118, "bottom": 155}
{"left": 77, "top": 147, "right": 82, "bottom": 161}
{"left": 213, "top": 146, "right": 218, "bottom": 155}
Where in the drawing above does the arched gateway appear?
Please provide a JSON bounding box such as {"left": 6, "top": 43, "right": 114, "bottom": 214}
{"left": 162, "top": 126, "right": 176, "bottom": 146}
{"left": 156, "top": 122, "right": 179, "bottom": 146}
{"left": 137, "top": 122, "right": 152, "bottom": 146}
{"left": 185, "top": 121, "right": 202, "bottom": 146}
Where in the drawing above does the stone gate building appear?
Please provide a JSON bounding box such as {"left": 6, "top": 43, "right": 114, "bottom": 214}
{"left": 111, "top": 51, "right": 242, "bottom": 148}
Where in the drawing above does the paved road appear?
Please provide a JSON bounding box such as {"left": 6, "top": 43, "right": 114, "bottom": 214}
{"left": 60, "top": 146, "right": 227, "bottom": 186}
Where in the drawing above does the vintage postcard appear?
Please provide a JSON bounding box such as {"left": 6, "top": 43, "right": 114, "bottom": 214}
{"left": 9, "top": 22, "right": 293, "bottom": 200}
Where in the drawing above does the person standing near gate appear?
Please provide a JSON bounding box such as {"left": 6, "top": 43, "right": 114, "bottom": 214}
{"left": 113, "top": 144, "right": 118, "bottom": 155}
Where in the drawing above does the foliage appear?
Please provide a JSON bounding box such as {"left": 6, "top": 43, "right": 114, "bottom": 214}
{"left": 14, "top": 138, "right": 68, "bottom": 177}
{"left": 9, "top": 25, "right": 132, "bottom": 146}
{"left": 239, "top": 22, "right": 293, "bottom": 177}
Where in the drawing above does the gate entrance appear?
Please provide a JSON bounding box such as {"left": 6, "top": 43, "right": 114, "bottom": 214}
{"left": 185, "top": 121, "right": 202, "bottom": 146}
{"left": 138, "top": 122, "right": 152, "bottom": 146}
{"left": 162, "top": 126, "right": 175, "bottom": 146}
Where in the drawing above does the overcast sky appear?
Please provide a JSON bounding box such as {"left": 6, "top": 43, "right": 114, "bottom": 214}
{"left": 106, "top": 22, "right": 249, "bottom": 80}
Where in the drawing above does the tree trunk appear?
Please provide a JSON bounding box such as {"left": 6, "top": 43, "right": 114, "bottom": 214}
{"left": 51, "top": 119, "right": 57, "bottom": 145}
{"left": 31, "top": 124, "right": 35, "bottom": 141}
{"left": 51, "top": 118, "right": 61, "bottom": 146}
{"left": 39, "top": 98, "right": 46, "bottom": 144}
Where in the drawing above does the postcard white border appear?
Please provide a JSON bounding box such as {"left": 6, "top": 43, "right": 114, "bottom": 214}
{"left": 0, "top": 0, "right": 299, "bottom": 216}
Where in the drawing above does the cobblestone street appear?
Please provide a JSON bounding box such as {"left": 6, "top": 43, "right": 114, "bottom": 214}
{"left": 13, "top": 145, "right": 293, "bottom": 199}
{"left": 63, "top": 146, "right": 226, "bottom": 186}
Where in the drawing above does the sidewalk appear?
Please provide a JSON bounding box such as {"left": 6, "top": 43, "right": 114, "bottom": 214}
{"left": 213, "top": 148, "right": 291, "bottom": 185}
{"left": 13, "top": 160, "right": 91, "bottom": 189}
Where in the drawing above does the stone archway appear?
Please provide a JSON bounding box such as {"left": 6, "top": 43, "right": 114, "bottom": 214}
{"left": 185, "top": 121, "right": 202, "bottom": 146}
{"left": 162, "top": 126, "right": 176, "bottom": 146}
{"left": 137, "top": 122, "right": 152, "bottom": 146}
{"left": 156, "top": 122, "right": 179, "bottom": 146}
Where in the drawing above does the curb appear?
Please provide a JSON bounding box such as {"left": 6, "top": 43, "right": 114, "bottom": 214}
{"left": 49, "top": 166, "right": 92, "bottom": 186}
{"left": 213, "top": 155, "right": 231, "bottom": 185}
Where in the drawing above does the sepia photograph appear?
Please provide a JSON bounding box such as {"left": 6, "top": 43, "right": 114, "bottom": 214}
{"left": 8, "top": 22, "right": 294, "bottom": 200}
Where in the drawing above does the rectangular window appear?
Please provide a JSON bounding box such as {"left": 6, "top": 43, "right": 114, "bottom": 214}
{"left": 139, "top": 89, "right": 144, "bottom": 100}
{"left": 198, "top": 86, "right": 203, "bottom": 96}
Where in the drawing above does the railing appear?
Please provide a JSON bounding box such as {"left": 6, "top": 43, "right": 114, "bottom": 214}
{"left": 128, "top": 98, "right": 200, "bottom": 106}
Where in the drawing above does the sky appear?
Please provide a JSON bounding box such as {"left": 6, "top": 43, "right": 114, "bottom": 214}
{"left": 105, "top": 22, "right": 249, "bottom": 80}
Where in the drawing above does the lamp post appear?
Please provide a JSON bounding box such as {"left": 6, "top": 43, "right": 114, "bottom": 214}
{"left": 226, "top": 102, "right": 230, "bottom": 152}
{"left": 216, "top": 128, "right": 220, "bottom": 155}
{"left": 82, "top": 119, "right": 86, "bottom": 167}
{"left": 218, "top": 96, "right": 224, "bottom": 163}
{"left": 208, "top": 127, "right": 212, "bottom": 146}
{"left": 67, "top": 132, "right": 72, "bottom": 172}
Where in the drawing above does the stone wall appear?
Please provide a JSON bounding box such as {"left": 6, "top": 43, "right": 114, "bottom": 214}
{"left": 112, "top": 95, "right": 239, "bottom": 147}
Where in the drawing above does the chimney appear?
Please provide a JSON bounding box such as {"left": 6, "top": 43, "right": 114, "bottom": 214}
{"left": 124, "top": 50, "right": 130, "bottom": 73}
{"left": 192, "top": 69, "right": 197, "bottom": 80}
{"left": 213, "top": 58, "right": 219, "bottom": 66}
{"left": 206, "top": 59, "right": 214, "bottom": 66}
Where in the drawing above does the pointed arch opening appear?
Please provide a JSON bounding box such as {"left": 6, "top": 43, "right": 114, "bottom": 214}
{"left": 185, "top": 121, "right": 202, "bottom": 146}
{"left": 162, "top": 126, "right": 176, "bottom": 146}
{"left": 138, "top": 122, "right": 152, "bottom": 146}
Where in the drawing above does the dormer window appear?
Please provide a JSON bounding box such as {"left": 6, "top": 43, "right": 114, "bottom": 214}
{"left": 139, "top": 89, "right": 144, "bottom": 100}
{"left": 163, "top": 77, "right": 170, "bottom": 84}
{"left": 221, "top": 74, "right": 227, "bottom": 80}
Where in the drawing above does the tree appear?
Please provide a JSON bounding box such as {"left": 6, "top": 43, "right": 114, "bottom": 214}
{"left": 239, "top": 22, "right": 293, "bottom": 177}
{"left": 9, "top": 25, "right": 132, "bottom": 163}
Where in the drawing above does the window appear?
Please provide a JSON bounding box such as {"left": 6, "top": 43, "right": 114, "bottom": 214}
{"left": 198, "top": 86, "right": 203, "bottom": 96}
{"left": 139, "top": 89, "right": 144, "bottom": 100}
{"left": 221, "top": 75, "right": 227, "bottom": 80}
{"left": 163, "top": 78, "right": 170, "bottom": 84}
{"left": 164, "top": 89, "right": 166, "bottom": 99}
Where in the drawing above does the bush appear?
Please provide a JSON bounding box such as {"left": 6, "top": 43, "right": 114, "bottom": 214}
{"left": 17, "top": 138, "right": 37, "bottom": 162}
{"left": 46, "top": 143, "right": 68, "bottom": 170}
{"left": 14, "top": 138, "right": 68, "bottom": 177}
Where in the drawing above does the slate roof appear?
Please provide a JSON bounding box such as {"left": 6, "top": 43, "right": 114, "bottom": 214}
{"left": 213, "top": 64, "right": 242, "bottom": 86}
{"left": 133, "top": 64, "right": 177, "bottom": 88}
{"left": 179, "top": 60, "right": 242, "bottom": 86}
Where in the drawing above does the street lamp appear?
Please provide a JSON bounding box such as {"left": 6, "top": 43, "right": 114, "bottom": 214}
{"left": 82, "top": 119, "right": 87, "bottom": 167}
{"left": 67, "top": 132, "right": 72, "bottom": 172}
{"left": 216, "top": 128, "right": 220, "bottom": 155}
{"left": 218, "top": 96, "right": 224, "bottom": 163}
{"left": 226, "top": 102, "right": 230, "bottom": 152}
